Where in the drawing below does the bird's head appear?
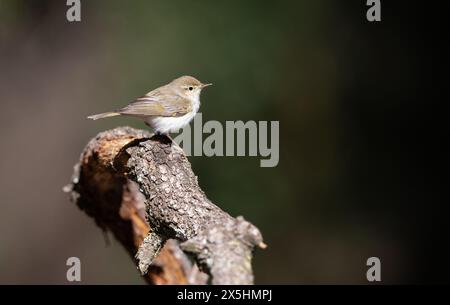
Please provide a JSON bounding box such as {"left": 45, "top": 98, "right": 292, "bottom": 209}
{"left": 171, "top": 75, "right": 212, "bottom": 100}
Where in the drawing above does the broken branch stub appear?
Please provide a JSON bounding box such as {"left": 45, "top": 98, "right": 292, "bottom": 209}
{"left": 68, "top": 127, "right": 265, "bottom": 284}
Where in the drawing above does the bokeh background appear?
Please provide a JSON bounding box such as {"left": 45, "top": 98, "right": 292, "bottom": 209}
{"left": 0, "top": 0, "right": 443, "bottom": 284}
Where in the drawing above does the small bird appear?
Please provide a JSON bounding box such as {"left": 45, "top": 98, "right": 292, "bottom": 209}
{"left": 88, "top": 75, "right": 211, "bottom": 134}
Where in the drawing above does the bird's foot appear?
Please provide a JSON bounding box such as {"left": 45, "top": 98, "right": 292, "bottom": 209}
{"left": 153, "top": 131, "right": 173, "bottom": 143}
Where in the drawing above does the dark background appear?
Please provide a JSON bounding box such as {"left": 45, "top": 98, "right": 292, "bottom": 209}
{"left": 0, "top": 0, "right": 445, "bottom": 284}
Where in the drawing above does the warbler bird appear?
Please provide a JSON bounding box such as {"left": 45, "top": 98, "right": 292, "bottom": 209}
{"left": 88, "top": 75, "right": 212, "bottom": 134}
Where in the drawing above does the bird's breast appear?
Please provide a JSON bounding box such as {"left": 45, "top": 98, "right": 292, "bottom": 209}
{"left": 147, "top": 96, "right": 200, "bottom": 134}
{"left": 148, "top": 112, "right": 198, "bottom": 135}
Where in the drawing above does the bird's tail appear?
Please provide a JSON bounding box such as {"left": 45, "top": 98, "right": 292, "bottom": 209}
{"left": 87, "top": 112, "right": 120, "bottom": 120}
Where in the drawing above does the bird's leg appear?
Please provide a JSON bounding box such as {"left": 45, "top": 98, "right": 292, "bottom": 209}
{"left": 164, "top": 133, "right": 174, "bottom": 141}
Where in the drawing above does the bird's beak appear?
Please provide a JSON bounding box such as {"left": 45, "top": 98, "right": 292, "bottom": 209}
{"left": 201, "top": 83, "right": 212, "bottom": 88}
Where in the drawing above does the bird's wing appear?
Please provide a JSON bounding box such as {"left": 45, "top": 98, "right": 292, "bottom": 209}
{"left": 118, "top": 91, "right": 192, "bottom": 117}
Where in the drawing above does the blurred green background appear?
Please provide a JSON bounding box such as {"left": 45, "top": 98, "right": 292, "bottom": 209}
{"left": 0, "top": 0, "right": 439, "bottom": 284}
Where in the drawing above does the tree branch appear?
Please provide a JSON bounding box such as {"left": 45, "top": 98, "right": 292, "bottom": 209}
{"left": 66, "top": 127, "right": 265, "bottom": 284}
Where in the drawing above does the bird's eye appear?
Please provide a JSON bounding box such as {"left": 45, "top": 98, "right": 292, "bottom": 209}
{"left": 188, "top": 87, "right": 193, "bottom": 91}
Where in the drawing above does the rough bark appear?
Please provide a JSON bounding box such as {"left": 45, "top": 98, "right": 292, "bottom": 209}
{"left": 66, "top": 127, "right": 265, "bottom": 285}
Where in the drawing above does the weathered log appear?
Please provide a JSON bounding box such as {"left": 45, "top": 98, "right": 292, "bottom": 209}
{"left": 66, "top": 127, "right": 265, "bottom": 284}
